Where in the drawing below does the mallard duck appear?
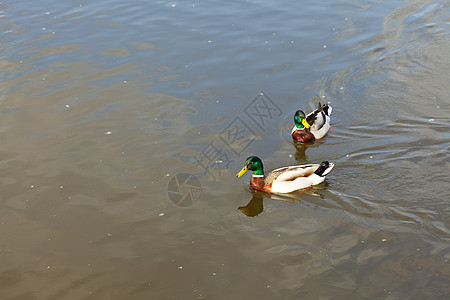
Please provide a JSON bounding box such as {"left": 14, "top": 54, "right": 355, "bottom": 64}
{"left": 236, "top": 156, "right": 334, "bottom": 194}
{"left": 291, "top": 102, "right": 332, "bottom": 143}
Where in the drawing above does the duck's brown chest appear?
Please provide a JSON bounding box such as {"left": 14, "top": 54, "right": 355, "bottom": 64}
{"left": 250, "top": 176, "right": 272, "bottom": 193}
{"left": 292, "top": 129, "right": 315, "bottom": 143}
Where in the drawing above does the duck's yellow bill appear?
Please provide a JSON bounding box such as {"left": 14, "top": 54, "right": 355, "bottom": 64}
{"left": 236, "top": 166, "right": 248, "bottom": 177}
{"left": 302, "top": 118, "right": 310, "bottom": 129}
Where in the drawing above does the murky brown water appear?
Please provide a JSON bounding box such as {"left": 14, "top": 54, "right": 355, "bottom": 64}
{"left": 1, "top": 0, "right": 449, "bottom": 299}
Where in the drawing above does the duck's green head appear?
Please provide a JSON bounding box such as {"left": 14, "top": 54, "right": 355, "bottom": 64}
{"left": 236, "top": 156, "right": 264, "bottom": 177}
{"left": 294, "top": 110, "right": 311, "bottom": 129}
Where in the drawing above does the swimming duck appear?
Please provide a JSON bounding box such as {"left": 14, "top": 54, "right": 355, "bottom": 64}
{"left": 291, "top": 102, "right": 332, "bottom": 143}
{"left": 236, "top": 156, "right": 334, "bottom": 194}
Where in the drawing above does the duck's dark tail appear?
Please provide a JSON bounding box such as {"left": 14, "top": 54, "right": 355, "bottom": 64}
{"left": 322, "top": 104, "right": 331, "bottom": 116}
{"left": 317, "top": 101, "right": 332, "bottom": 116}
{"left": 314, "top": 161, "right": 334, "bottom": 177}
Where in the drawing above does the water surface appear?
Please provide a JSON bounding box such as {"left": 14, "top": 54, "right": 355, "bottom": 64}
{"left": 1, "top": 0, "right": 449, "bottom": 299}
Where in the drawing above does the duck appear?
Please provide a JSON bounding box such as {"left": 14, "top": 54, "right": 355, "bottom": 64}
{"left": 236, "top": 156, "right": 334, "bottom": 194}
{"left": 291, "top": 102, "right": 332, "bottom": 143}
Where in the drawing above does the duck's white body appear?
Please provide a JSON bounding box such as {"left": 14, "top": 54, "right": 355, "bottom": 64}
{"left": 269, "top": 163, "right": 334, "bottom": 193}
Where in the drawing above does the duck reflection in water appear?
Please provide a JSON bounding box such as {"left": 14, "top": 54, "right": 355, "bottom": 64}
{"left": 294, "top": 143, "right": 308, "bottom": 162}
{"left": 293, "top": 138, "right": 331, "bottom": 163}
{"left": 238, "top": 191, "right": 264, "bottom": 217}
{"left": 238, "top": 187, "right": 329, "bottom": 217}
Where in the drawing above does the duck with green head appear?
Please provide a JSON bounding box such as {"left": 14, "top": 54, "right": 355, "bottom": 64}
{"left": 236, "top": 156, "right": 334, "bottom": 194}
{"left": 291, "top": 102, "right": 332, "bottom": 143}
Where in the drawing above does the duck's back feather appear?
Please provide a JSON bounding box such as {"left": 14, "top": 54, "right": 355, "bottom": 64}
{"left": 307, "top": 102, "right": 332, "bottom": 132}
{"left": 273, "top": 165, "right": 317, "bottom": 182}
{"left": 269, "top": 164, "right": 323, "bottom": 193}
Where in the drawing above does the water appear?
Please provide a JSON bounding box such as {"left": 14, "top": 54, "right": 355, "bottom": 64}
{"left": 1, "top": 0, "right": 449, "bottom": 299}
